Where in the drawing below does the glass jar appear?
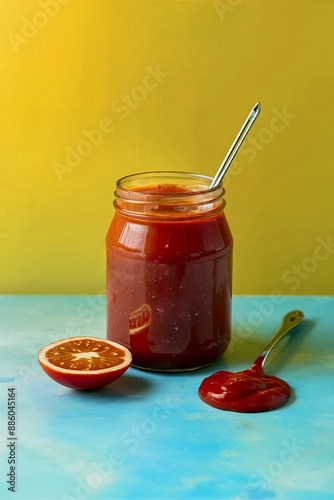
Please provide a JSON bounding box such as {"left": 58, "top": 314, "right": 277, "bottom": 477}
{"left": 106, "top": 171, "right": 233, "bottom": 371}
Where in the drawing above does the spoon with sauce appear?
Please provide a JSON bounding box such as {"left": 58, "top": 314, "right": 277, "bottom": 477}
{"left": 198, "top": 310, "right": 304, "bottom": 413}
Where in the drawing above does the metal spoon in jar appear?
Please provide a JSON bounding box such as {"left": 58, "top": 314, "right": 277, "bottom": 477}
{"left": 210, "top": 102, "right": 261, "bottom": 189}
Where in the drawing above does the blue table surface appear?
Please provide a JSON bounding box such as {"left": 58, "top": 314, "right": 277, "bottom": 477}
{"left": 0, "top": 295, "right": 333, "bottom": 500}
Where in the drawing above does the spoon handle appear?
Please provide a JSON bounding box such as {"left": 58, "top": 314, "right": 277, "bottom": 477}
{"left": 257, "top": 310, "right": 304, "bottom": 368}
{"left": 210, "top": 102, "right": 261, "bottom": 189}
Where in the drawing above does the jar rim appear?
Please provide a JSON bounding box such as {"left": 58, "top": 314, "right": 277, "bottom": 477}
{"left": 114, "top": 171, "right": 225, "bottom": 219}
{"left": 116, "top": 171, "right": 222, "bottom": 201}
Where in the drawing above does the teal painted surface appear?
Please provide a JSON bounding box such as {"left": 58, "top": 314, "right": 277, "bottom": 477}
{"left": 0, "top": 295, "right": 333, "bottom": 500}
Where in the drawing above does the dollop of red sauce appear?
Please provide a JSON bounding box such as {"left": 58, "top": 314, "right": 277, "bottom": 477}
{"left": 198, "top": 358, "right": 291, "bottom": 413}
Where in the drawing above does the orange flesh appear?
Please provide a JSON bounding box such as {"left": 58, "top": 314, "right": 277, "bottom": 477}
{"left": 45, "top": 339, "right": 126, "bottom": 371}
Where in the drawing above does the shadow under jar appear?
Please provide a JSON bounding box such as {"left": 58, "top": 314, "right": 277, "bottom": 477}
{"left": 106, "top": 171, "right": 233, "bottom": 371}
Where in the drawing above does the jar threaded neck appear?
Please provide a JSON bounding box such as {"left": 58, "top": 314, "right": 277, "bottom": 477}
{"left": 114, "top": 171, "right": 225, "bottom": 219}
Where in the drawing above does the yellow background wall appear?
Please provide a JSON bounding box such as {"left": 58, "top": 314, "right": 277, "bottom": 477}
{"left": 1, "top": 0, "right": 333, "bottom": 295}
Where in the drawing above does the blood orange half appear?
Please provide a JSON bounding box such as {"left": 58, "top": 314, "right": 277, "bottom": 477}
{"left": 38, "top": 337, "right": 132, "bottom": 390}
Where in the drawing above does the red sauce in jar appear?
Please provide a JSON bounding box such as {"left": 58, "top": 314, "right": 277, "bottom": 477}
{"left": 198, "top": 357, "right": 291, "bottom": 412}
{"left": 106, "top": 173, "right": 233, "bottom": 371}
